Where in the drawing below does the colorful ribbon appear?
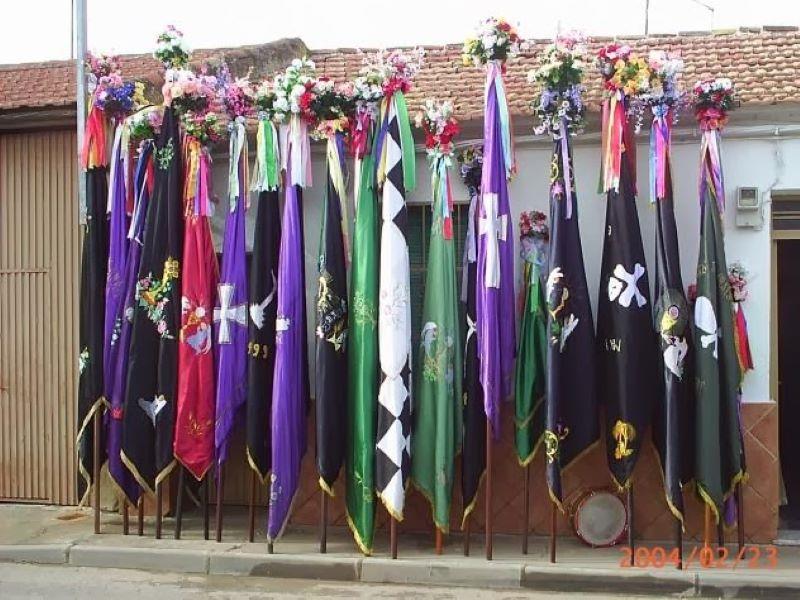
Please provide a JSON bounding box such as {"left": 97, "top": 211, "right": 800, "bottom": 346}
{"left": 599, "top": 91, "right": 625, "bottom": 193}
{"left": 700, "top": 129, "right": 725, "bottom": 214}
{"left": 280, "top": 115, "right": 312, "bottom": 189}
{"left": 486, "top": 61, "right": 515, "bottom": 180}
{"left": 649, "top": 106, "right": 671, "bottom": 203}
{"left": 81, "top": 103, "right": 108, "bottom": 170}
{"left": 376, "top": 92, "right": 416, "bottom": 193}
{"left": 327, "top": 131, "right": 350, "bottom": 262}
{"left": 228, "top": 118, "right": 249, "bottom": 210}
{"left": 251, "top": 119, "right": 280, "bottom": 192}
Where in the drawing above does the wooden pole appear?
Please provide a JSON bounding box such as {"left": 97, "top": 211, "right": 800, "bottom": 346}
{"left": 215, "top": 462, "right": 224, "bottom": 543}
{"left": 174, "top": 467, "right": 185, "bottom": 540}
{"left": 320, "top": 490, "right": 328, "bottom": 554}
{"left": 627, "top": 486, "right": 634, "bottom": 566}
{"left": 485, "top": 420, "right": 493, "bottom": 561}
{"left": 736, "top": 482, "right": 745, "bottom": 552}
{"left": 549, "top": 502, "right": 557, "bottom": 564}
{"left": 676, "top": 519, "right": 683, "bottom": 570}
{"left": 268, "top": 542, "right": 274, "bottom": 554}
{"left": 248, "top": 471, "right": 257, "bottom": 543}
{"left": 390, "top": 516, "right": 398, "bottom": 559}
{"left": 703, "top": 505, "right": 712, "bottom": 549}
{"left": 522, "top": 464, "right": 530, "bottom": 554}
{"left": 463, "top": 516, "right": 470, "bottom": 557}
{"left": 137, "top": 497, "right": 144, "bottom": 536}
{"left": 155, "top": 482, "right": 163, "bottom": 539}
{"left": 435, "top": 528, "right": 443, "bottom": 555}
{"left": 717, "top": 519, "right": 725, "bottom": 556}
{"left": 202, "top": 475, "right": 209, "bottom": 541}
{"left": 93, "top": 412, "right": 101, "bottom": 534}
{"left": 122, "top": 499, "right": 129, "bottom": 535}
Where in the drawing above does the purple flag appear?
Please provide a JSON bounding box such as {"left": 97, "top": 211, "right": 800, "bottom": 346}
{"left": 477, "top": 63, "right": 516, "bottom": 437}
{"left": 107, "top": 139, "right": 153, "bottom": 504}
{"left": 267, "top": 176, "right": 309, "bottom": 542}
{"left": 214, "top": 127, "right": 249, "bottom": 466}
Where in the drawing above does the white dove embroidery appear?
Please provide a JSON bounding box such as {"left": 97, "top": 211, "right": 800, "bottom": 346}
{"left": 138, "top": 395, "right": 167, "bottom": 427}
{"left": 249, "top": 271, "right": 278, "bottom": 330}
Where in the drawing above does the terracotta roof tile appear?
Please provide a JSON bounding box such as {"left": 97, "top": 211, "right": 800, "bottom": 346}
{"left": 1, "top": 28, "right": 798, "bottom": 118}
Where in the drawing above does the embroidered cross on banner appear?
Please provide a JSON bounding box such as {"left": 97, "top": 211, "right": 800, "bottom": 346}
{"left": 214, "top": 283, "right": 247, "bottom": 344}
{"left": 479, "top": 192, "right": 507, "bottom": 288}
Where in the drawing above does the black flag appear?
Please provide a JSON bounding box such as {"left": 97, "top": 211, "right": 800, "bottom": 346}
{"left": 315, "top": 135, "right": 349, "bottom": 494}
{"left": 246, "top": 189, "right": 281, "bottom": 484}
{"left": 597, "top": 132, "right": 657, "bottom": 490}
{"left": 652, "top": 160, "right": 694, "bottom": 525}
{"left": 544, "top": 136, "right": 598, "bottom": 508}
{"left": 121, "top": 106, "right": 183, "bottom": 493}
{"left": 77, "top": 165, "right": 109, "bottom": 505}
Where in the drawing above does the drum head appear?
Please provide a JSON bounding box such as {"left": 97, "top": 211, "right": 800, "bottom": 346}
{"left": 573, "top": 490, "right": 627, "bottom": 547}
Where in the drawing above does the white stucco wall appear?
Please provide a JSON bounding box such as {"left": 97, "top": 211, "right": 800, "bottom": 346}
{"left": 211, "top": 126, "right": 799, "bottom": 405}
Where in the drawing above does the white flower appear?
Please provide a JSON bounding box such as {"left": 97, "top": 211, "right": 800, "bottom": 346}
{"left": 291, "top": 58, "right": 302, "bottom": 68}
{"left": 482, "top": 34, "right": 497, "bottom": 51}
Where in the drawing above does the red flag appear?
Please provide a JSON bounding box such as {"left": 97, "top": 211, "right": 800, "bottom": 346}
{"left": 174, "top": 141, "right": 218, "bottom": 480}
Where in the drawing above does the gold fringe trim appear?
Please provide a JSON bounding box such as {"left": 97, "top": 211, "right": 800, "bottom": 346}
{"left": 174, "top": 454, "right": 212, "bottom": 484}
{"left": 517, "top": 432, "right": 544, "bottom": 468}
{"left": 696, "top": 469, "right": 748, "bottom": 525}
{"left": 460, "top": 467, "right": 487, "bottom": 530}
{"left": 75, "top": 398, "right": 106, "bottom": 508}
{"left": 246, "top": 447, "right": 270, "bottom": 486}
{"left": 77, "top": 459, "right": 93, "bottom": 508}
{"left": 410, "top": 479, "right": 450, "bottom": 534}
{"left": 650, "top": 444, "right": 686, "bottom": 530}
{"left": 155, "top": 459, "right": 176, "bottom": 488}
{"left": 376, "top": 489, "right": 405, "bottom": 522}
{"left": 514, "top": 394, "right": 545, "bottom": 429}
{"left": 319, "top": 476, "right": 336, "bottom": 498}
{"left": 120, "top": 450, "right": 155, "bottom": 497}
{"left": 345, "top": 508, "right": 373, "bottom": 556}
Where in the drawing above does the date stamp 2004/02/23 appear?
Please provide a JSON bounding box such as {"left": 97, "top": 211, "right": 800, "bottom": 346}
{"left": 619, "top": 545, "right": 779, "bottom": 569}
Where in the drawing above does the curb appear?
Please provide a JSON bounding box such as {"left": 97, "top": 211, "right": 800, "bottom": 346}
{"left": 2, "top": 542, "right": 800, "bottom": 596}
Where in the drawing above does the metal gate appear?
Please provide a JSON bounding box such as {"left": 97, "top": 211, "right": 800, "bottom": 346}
{"left": 0, "top": 130, "right": 80, "bottom": 504}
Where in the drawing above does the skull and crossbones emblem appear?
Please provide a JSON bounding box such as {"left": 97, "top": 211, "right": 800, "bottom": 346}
{"left": 607, "top": 263, "right": 647, "bottom": 308}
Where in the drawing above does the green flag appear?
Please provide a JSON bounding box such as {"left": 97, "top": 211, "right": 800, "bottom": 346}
{"left": 345, "top": 150, "right": 379, "bottom": 555}
{"left": 411, "top": 156, "right": 463, "bottom": 533}
{"left": 514, "top": 223, "right": 548, "bottom": 465}
{"left": 693, "top": 130, "right": 744, "bottom": 522}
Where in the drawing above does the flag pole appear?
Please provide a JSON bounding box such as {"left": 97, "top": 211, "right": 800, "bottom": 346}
{"left": 676, "top": 518, "right": 683, "bottom": 570}
{"left": 319, "top": 490, "right": 328, "bottom": 553}
{"left": 485, "top": 420, "right": 493, "bottom": 561}
{"left": 627, "top": 485, "right": 634, "bottom": 566}
{"left": 717, "top": 519, "right": 724, "bottom": 556}
{"left": 155, "top": 482, "right": 163, "bottom": 539}
{"left": 202, "top": 474, "right": 210, "bottom": 540}
{"left": 736, "top": 482, "right": 745, "bottom": 552}
{"left": 137, "top": 497, "right": 144, "bottom": 536}
{"left": 122, "top": 499, "right": 129, "bottom": 535}
{"left": 215, "top": 463, "right": 225, "bottom": 542}
{"left": 703, "top": 505, "right": 712, "bottom": 550}
{"left": 435, "top": 528, "right": 443, "bottom": 555}
{"left": 174, "top": 467, "right": 185, "bottom": 540}
{"left": 463, "top": 516, "right": 471, "bottom": 556}
{"left": 93, "top": 412, "right": 101, "bottom": 534}
{"left": 522, "top": 464, "right": 530, "bottom": 554}
{"left": 390, "top": 516, "right": 398, "bottom": 559}
{"left": 248, "top": 471, "right": 256, "bottom": 543}
{"left": 549, "top": 501, "right": 557, "bottom": 563}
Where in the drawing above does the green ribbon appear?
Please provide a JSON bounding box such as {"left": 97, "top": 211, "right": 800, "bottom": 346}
{"left": 395, "top": 92, "right": 416, "bottom": 193}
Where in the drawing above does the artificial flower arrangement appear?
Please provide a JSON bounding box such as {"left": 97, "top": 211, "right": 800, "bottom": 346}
{"left": 693, "top": 77, "right": 736, "bottom": 130}
{"left": 218, "top": 64, "right": 256, "bottom": 122}
{"left": 456, "top": 145, "right": 483, "bottom": 196}
{"left": 528, "top": 31, "right": 587, "bottom": 137}
{"left": 127, "top": 105, "right": 164, "bottom": 143}
{"left": 271, "top": 57, "right": 318, "bottom": 124}
{"left": 154, "top": 24, "right": 190, "bottom": 69}
{"left": 462, "top": 17, "right": 520, "bottom": 67}
{"left": 629, "top": 50, "right": 685, "bottom": 132}
{"left": 596, "top": 43, "right": 651, "bottom": 98}
{"left": 86, "top": 52, "right": 137, "bottom": 120}
{"left": 361, "top": 48, "right": 425, "bottom": 96}
{"left": 519, "top": 210, "right": 549, "bottom": 265}
{"left": 311, "top": 78, "right": 356, "bottom": 139}
{"left": 415, "top": 99, "right": 459, "bottom": 160}
{"left": 728, "top": 261, "right": 749, "bottom": 303}
{"left": 161, "top": 67, "right": 219, "bottom": 114}
{"left": 181, "top": 110, "right": 225, "bottom": 145}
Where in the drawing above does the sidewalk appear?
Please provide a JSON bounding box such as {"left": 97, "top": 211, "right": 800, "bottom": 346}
{"left": 1, "top": 504, "right": 798, "bottom": 597}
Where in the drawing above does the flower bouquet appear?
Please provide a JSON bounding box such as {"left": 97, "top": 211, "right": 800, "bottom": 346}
{"left": 415, "top": 99, "right": 459, "bottom": 160}
{"left": 462, "top": 17, "right": 520, "bottom": 67}
{"left": 219, "top": 68, "right": 256, "bottom": 122}
{"left": 596, "top": 43, "right": 651, "bottom": 98}
{"left": 528, "top": 32, "right": 587, "bottom": 137}
{"left": 86, "top": 52, "right": 137, "bottom": 120}
{"left": 693, "top": 77, "right": 736, "bottom": 130}
{"left": 181, "top": 110, "right": 225, "bottom": 145}
{"left": 311, "top": 78, "right": 356, "bottom": 139}
{"left": 127, "top": 105, "right": 164, "bottom": 143}
{"left": 457, "top": 145, "right": 483, "bottom": 197}
{"left": 728, "top": 261, "right": 748, "bottom": 303}
{"left": 361, "top": 48, "right": 425, "bottom": 96}
{"left": 154, "top": 25, "right": 190, "bottom": 69}
{"left": 272, "top": 57, "right": 318, "bottom": 124}
{"left": 519, "top": 210, "right": 549, "bottom": 265}
{"left": 161, "top": 67, "right": 219, "bottom": 114}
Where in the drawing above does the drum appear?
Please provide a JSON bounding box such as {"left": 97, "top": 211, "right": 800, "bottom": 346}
{"left": 572, "top": 488, "right": 628, "bottom": 548}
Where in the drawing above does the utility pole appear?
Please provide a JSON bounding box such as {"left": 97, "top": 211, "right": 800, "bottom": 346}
{"left": 73, "top": 0, "right": 87, "bottom": 222}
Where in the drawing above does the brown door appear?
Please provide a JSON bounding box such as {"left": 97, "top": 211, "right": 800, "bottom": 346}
{"left": 0, "top": 130, "right": 80, "bottom": 504}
